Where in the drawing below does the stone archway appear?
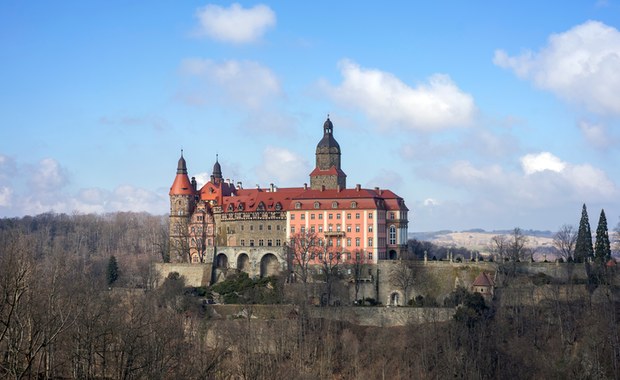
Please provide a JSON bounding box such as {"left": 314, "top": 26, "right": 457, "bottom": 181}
{"left": 260, "top": 253, "right": 280, "bottom": 278}
{"left": 389, "top": 250, "right": 398, "bottom": 260}
{"left": 237, "top": 253, "right": 250, "bottom": 273}
{"left": 390, "top": 292, "right": 400, "bottom": 306}
{"left": 215, "top": 253, "right": 228, "bottom": 269}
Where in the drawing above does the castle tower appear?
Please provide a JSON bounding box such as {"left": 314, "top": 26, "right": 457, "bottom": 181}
{"left": 310, "top": 116, "right": 347, "bottom": 190}
{"left": 169, "top": 151, "right": 196, "bottom": 262}
{"left": 211, "top": 154, "right": 222, "bottom": 182}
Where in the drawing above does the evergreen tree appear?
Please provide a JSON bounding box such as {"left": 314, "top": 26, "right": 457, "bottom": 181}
{"left": 594, "top": 209, "right": 611, "bottom": 263}
{"left": 574, "top": 204, "right": 593, "bottom": 263}
{"left": 107, "top": 255, "right": 119, "bottom": 286}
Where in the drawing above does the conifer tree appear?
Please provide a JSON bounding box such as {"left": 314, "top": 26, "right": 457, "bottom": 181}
{"left": 574, "top": 204, "right": 593, "bottom": 263}
{"left": 594, "top": 209, "right": 611, "bottom": 263}
{"left": 107, "top": 255, "right": 119, "bottom": 286}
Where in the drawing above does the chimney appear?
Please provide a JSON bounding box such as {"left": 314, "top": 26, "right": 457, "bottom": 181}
{"left": 226, "top": 178, "right": 230, "bottom": 185}
{"left": 337, "top": 185, "right": 341, "bottom": 192}
{"left": 191, "top": 177, "right": 197, "bottom": 191}
{"left": 303, "top": 183, "right": 308, "bottom": 190}
{"left": 237, "top": 181, "right": 242, "bottom": 190}
{"left": 321, "top": 185, "right": 325, "bottom": 191}
{"left": 355, "top": 184, "right": 361, "bottom": 191}
{"left": 256, "top": 184, "right": 260, "bottom": 190}
{"left": 270, "top": 183, "right": 274, "bottom": 192}
{"left": 374, "top": 187, "right": 379, "bottom": 192}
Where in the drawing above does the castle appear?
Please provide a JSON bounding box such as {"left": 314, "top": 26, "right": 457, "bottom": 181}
{"left": 168, "top": 117, "right": 409, "bottom": 280}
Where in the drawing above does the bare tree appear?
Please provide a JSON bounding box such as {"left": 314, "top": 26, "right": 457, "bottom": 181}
{"left": 288, "top": 231, "right": 323, "bottom": 304}
{"left": 489, "top": 234, "right": 509, "bottom": 261}
{"left": 316, "top": 240, "right": 342, "bottom": 306}
{"left": 509, "top": 227, "right": 529, "bottom": 261}
{"left": 553, "top": 224, "right": 577, "bottom": 261}
{"left": 389, "top": 261, "right": 416, "bottom": 305}
{"left": 349, "top": 249, "right": 370, "bottom": 302}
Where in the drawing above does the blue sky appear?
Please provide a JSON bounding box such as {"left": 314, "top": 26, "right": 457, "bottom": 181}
{"left": 2, "top": 1, "right": 620, "bottom": 232}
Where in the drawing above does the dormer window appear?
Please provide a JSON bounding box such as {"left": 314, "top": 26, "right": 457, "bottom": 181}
{"left": 257, "top": 201, "right": 265, "bottom": 211}
{"left": 227, "top": 204, "right": 234, "bottom": 212}
{"left": 332, "top": 201, "right": 338, "bottom": 208}
{"left": 295, "top": 202, "right": 302, "bottom": 209}
{"left": 238, "top": 203, "right": 244, "bottom": 211}
{"left": 314, "top": 201, "right": 320, "bottom": 209}
{"left": 350, "top": 201, "right": 357, "bottom": 209}
{"left": 275, "top": 202, "right": 282, "bottom": 211}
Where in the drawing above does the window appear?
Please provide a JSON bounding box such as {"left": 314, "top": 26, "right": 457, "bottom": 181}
{"left": 337, "top": 239, "right": 341, "bottom": 247}
{"left": 355, "top": 225, "right": 360, "bottom": 233}
{"left": 336, "top": 213, "right": 341, "bottom": 219}
{"left": 241, "top": 225, "right": 245, "bottom": 231}
{"left": 275, "top": 202, "right": 282, "bottom": 211}
{"left": 301, "top": 226, "right": 306, "bottom": 233}
{"left": 355, "top": 238, "right": 360, "bottom": 247}
{"left": 318, "top": 214, "right": 323, "bottom": 220}
{"left": 351, "top": 201, "right": 357, "bottom": 208}
{"left": 250, "top": 239, "right": 255, "bottom": 247}
{"left": 368, "top": 225, "right": 373, "bottom": 232}
{"left": 238, "top": 203, "right": 244, "bottom": 211}
{"left": 268, "top": 225, "right": 272, "bottom": 231}
{"left": 389, "top": 225, "right": 397, "bottom": 244}
{"left": 311, "top": 214, "right": 315, "bottom": 220}
{"left": 347, "top": 225, "right": 352, "bottom": 232}
{"left": 240, "top": 239, "right": 245, "bottom": 246}
{"left": 332, "top": 201, "right": 338, "bottom": 208}
{"left": 347, "top": 252, "right": 351, "bottom": 260}
{"left": 257, "top": 201, "right": 265, "bottom": 211}
{"left": 295, "top": 202, "right": 302, "bottom": 209}
{"left": 368, "top": 237, "right": 373, "bottom": 246}
{"left": 291, "top": 214, "right": 295, "bottom": 220}
{"left": 276, "top": 239, "right": 281, "bottom": 246}
{"left": 310, "top": 226, "right": 315, "bottom": 233}
{"left": 250, "top": 225, "right": 254, "bottom": 231}
{"left": 347, "top": 238, "right": 351, "bottom": 247}
{"left": 328, "top": 213, "right": 333, "bottom": 219}
{"left": 259, "top": 239, "right": 264, "bottom": 246}
{"left": 328, "top": 239, "right": 333, "bottom": 246}
{"left": 328, "top": 224, "right": 333, "bottom": 232}
{"left": 368, "top": 212, "right": 373, "bottom": 219}
{"left": 314, "top": 201, "right": 320, "bottom": 209}
{"left": 390, "top": 212, "right": 395, "bottom": 219}
{"left": 347, "top": 213, "right": 351, "bottom": 219}
{"left": 259, "top": 224, "right": 263, "bottom": 231}
{"left": 301, "top": 213, "right": 305, "bottom": 220}
{"left": 291, "top": 226, "right": 296, "bottom": 234}
{"left": 368, "top": 252, "right": 373, "bottom": 260}
{"left": 355, "top": 213, "right": 360, "bottom": 219}
{"left": 336, "top": 224, "right": 341, "bottom": 232}
{"left": 318, "top": 225, "right": 323, "bottom": 232}
{"left": 277, "top": 225, "right": 281, "bottom": 231}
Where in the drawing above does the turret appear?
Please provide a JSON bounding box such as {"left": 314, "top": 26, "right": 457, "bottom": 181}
{"left": 310, "top": 116, "right": 346, "bottom": 190}
{"left": 169, "top": 151, "right": 196, "bottom": 262}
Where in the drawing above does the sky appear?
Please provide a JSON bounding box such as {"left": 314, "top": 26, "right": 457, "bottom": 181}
{"left": 2, "top": 1, "right": 620, "bottom": 232}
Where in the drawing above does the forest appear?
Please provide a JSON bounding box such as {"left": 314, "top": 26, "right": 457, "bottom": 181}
{"left": 0, "top": 212, "right": 619, "bottom": 379}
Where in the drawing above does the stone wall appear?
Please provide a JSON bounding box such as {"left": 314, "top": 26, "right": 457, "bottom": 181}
{"left": 154, "top": 263, "right": 212, "bottom": 287}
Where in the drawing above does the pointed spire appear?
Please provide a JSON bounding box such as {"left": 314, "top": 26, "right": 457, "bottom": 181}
{"left": 177, "top": 150, "right": 187, "bottom": 174}
{"left": 212, "top": 154, "right": 222, "bottom": 180}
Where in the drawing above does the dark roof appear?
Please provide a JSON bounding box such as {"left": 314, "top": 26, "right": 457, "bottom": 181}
{"left": 177, "top": 153, "right": 187, "bottom": 174}
{"left": 212, "top": 156, "right": 222, "bottom": 179}
{"left": 472, "top": 272, "right": 495, "bottom": 287}
{"left": 316, "top": 117, "right": 341, "bottom": 150}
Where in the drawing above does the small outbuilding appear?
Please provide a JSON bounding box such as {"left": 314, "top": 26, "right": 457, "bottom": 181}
{"left": 472, "top": 272, "right": 495, "bottom": 299}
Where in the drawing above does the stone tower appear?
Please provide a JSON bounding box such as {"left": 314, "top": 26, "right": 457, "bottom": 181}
{"left": 310, "top": 116, "right": 347, "bottom": 190}
{"left": 169, "top": 152, "right": 196, "bottom": 262}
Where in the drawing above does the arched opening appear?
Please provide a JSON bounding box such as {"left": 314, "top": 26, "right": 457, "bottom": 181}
{"left": 237, "top": 253, "right": 250, "bottom": 273}
{"left": 260, "top": 253, "right": 280, "bottom": 278}
{"left": 389, "top": 250, "right": 398, "bottom": 260}
{"left": 215, "top": 253, "right": 228, "bottom": 269}
{"left": 390, "top": 292, "right": 400, "bottom": 306}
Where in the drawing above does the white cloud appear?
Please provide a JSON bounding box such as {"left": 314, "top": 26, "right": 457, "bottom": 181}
{"left": 494, "top": 21, "right": 620, "bottom": 116}
{"left": 323, "top": 59, "right": 476, "bottom": 131}
{"left": 180, "top": 59, "right": 282, "bottom": 110}
{"left": 256, "top": 147, "right": 310, "bottom": 185}
{"left": 195, "top": 3, "right": 276, "bottom": 44}
{"left": 423, "top": 198, "right": 439, "bottom": 207}
{"left": 579, "top": 120, "right": 613, "bottom": 148}
{"left": 520, "top": 152, "right": 566, "bottom": 175}
{"left": 0, "top": 186, "right": 12, "bottom": 207}
{"left": 29, "top": 158, "right": 69, "bottom": 191}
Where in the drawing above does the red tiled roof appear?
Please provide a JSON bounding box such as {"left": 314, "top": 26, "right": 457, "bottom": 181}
{"left": 309, "top": 166, "right": 347, "bottom": 177}
{"left": 169, "top": 174, "right": 194, "bottom": 195}
{"left": 472, "top": 272, "right": 495, "bottom": 287}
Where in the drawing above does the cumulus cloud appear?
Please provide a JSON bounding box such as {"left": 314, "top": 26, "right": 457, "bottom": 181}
{"left": 179, "top": 59, "right": 282, "bottom": 110}
{"left": 255, "top": 147, "right": 310, "bottom": 185}
{"left": 494, "top": 21, "right": 620, "bottom": 116}
{"left": 520, "top": 152, "right": 566, "bottom": 174}
{"left": 29, "top": 158, "right": 69, "bottom": 191}
{"left": 194, "top": 3, "right": 276, "bottom": 44}
{"left": 579, "top": 120, "right": 614, "bottom": 148}
{"left": 323, "top": 59, "right": 476, "bottom": 131}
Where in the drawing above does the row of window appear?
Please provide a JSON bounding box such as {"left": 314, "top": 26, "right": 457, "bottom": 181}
{"left": 239, "top": 224, "right": 282, "bottom": 232}
{"left": 292, "top": 224, "right": 372, "bottom": 234}
{"left": 291, "top": 212, "right": 372, "bottom": 221}
{"left": 240, "top": 239, "right": 282, "bottom": 247}
{"left": 308, "top": 251, "right": 374, "bottom": 261}
{"left": 295, "top": 201, "right": 359, "bottom": 209}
